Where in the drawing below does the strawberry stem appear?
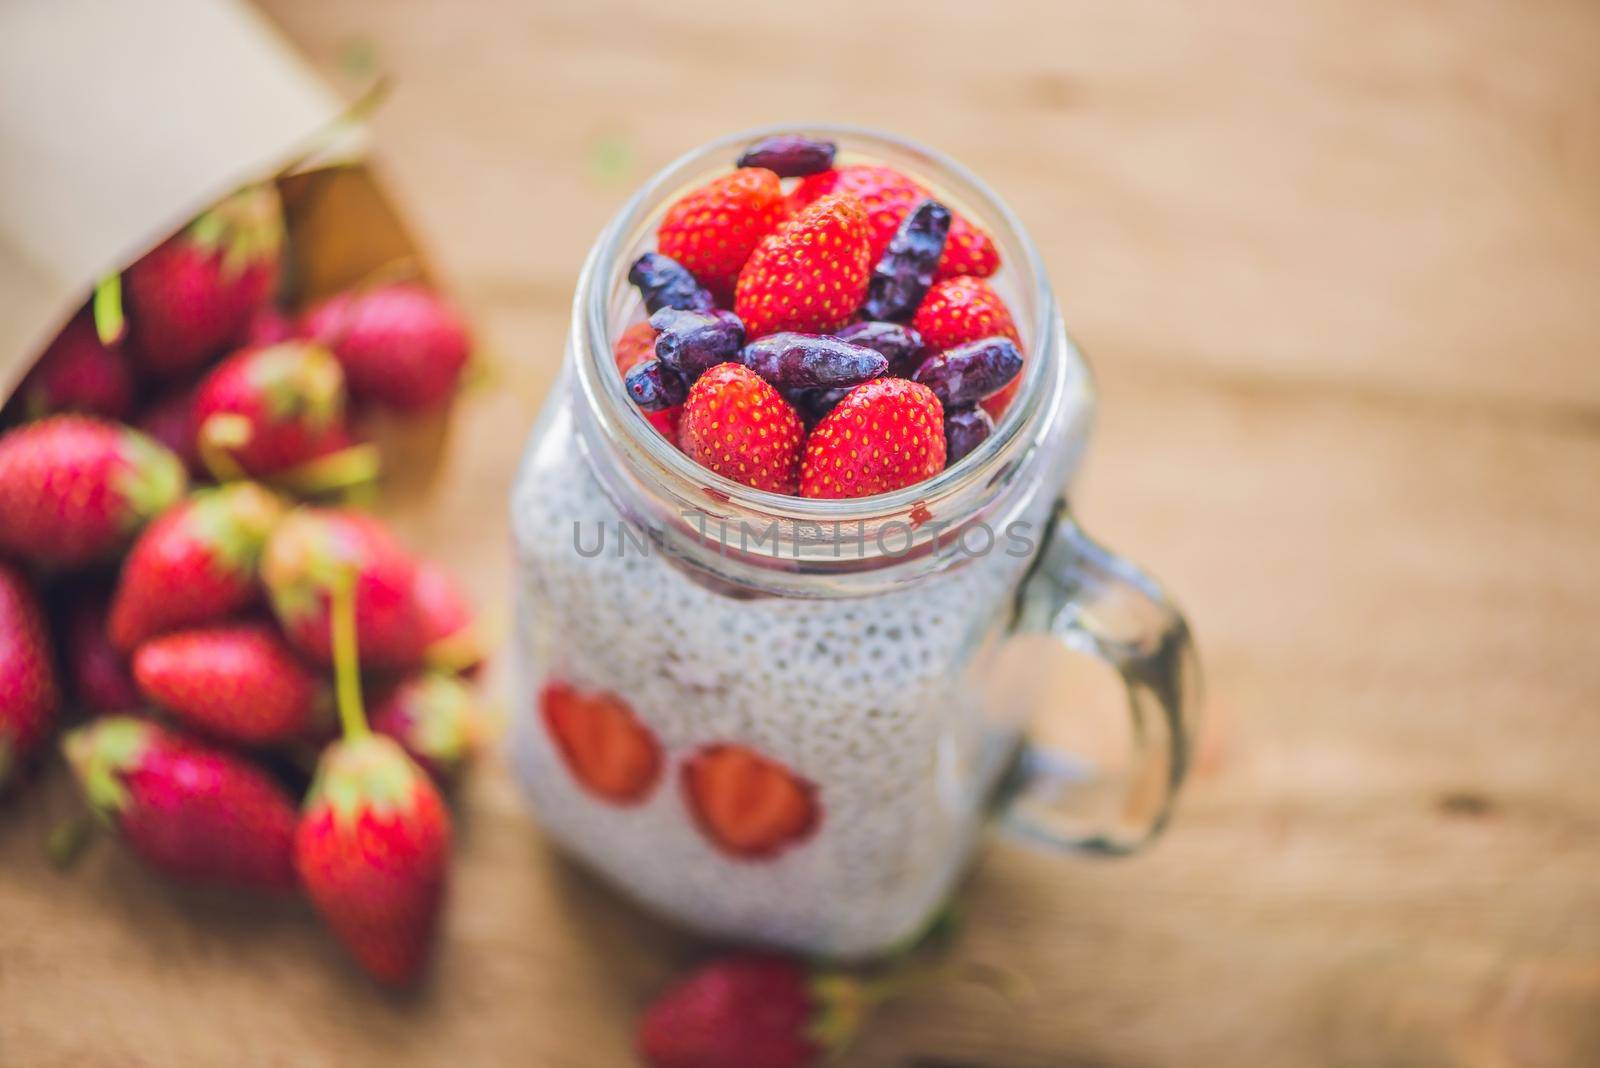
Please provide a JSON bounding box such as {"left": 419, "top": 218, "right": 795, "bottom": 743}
{"left": 271, "top": 443, "right": 382, "bottom": 498}
{"left": 92, "top": 274, "right": 125, "bottom": 345}
{"left": 329, "top": 567, "right": 370, "bottom": 741}
{"left": 198, "top": 414, "right": 253, "bottom": 483}
{"left": 46, "top": 813, "right": 95, "bottom": 870}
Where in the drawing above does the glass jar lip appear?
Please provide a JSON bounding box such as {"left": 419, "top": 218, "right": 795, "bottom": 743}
{"left": 574, "top": 122, "right": 1066, "bottom": 524}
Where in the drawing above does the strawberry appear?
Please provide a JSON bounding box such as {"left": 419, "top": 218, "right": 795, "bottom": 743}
{"left": 0, "top": 563, "right": 59, "bottom": 789}
{"left": 261, "top": 508, "right": 427, "bottom": 671}
{"left": 790, "top": 165, "right": 999, "bottom": 280}
{"left": 639, "top": 953, "right": 887, "bottom": 1068}
{"left": 677, "top": 364, "right": 805, "bottom": 494}
{"left": 297, "top": 284, "right": 472, "bottom": 412}
{"left": 682, "top": 745, "right": 818, "bottom": 860}
{"left": 244, "top": 305, "right": 294, "bottom": 347}
{"left": 62, "top": 590, "right": 141, "bottom": 714}
{"left": 412, "top": 560, "right": 483, "bottom": 674}
{"left": 539, "top": 680, "right": 661, "bottom": 805}
{"left": 63, "top": 715, "right": 298, "bottom": 890}
{"left": 0, "top": 416, "right": 187, "bottom": 567}
{"left": 658, "top": 168, "right": 787, "bottom": 301}
{"left": 133, "top": 622, "right": 325, "bottom": 747}
{"left": 135, "top": 387, "right": 202, "bottom": 476}
{"left": 108, "top": 482, "right": 283, "bottom": 651}
{"left": 125, "top": 184, "right": 283, "bottom": 378}
{"left": 371, "top": 673, "right": 484, "bottom": 783}
{"left": 910, "top": 276, "right": 1023, "bottom": 418}
{"left": 614, "top": 321, "right": 680, "bottom": 438}
{"left": 799, "top": 378, "right": 946, "bottom": 499}
{"left": 296, "top": 733, "right": 452, "bottom": 985}
{"left": 734, "top": 194, "right": 872, "bottom": 339}
{"left": 15, "top": 312, "right": 134, "bottom": 420}
{"left": 192, "top": 341, "right": 350, "bottom": 478}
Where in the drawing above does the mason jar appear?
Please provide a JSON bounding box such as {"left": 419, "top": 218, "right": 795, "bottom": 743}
{"left": 509, "top": 126, "right": 1198, "bottom": 959}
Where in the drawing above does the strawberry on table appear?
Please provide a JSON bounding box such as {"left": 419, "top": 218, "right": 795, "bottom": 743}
{"left": 677, "top": 364, "right": 805, "bottom": 495}
{"left": 539, "top": 680, "right": 661, "bottom": 805}
{"left": 0, "top": 416, "right": 186, "bottom": 567}
{"left": 371, "top": 672, "right": 485, "bottom": 783}
{"left": 682, "top": 744, "right": 818, "bottom": 860}
{"left": 0, "top": 563, "right": 59, "bottom": 790}
{"left": 133, "top": 622, "right": 325, "bottom": 748}
{"left": 108, "top": 482, "right": 283, "bottom": 652}
{"left": 191, "top": 341, "right": 351, "bottom": 479}
{"left": 15, "top": 311, "right": 135, "bottom": 421}
{"left": 63, "top": 715, "right": 299, "bottom": 890}
{"left": 412, "top": 559, "right": 484, "bottom": 675}
{"left": 790, "top": 164, "right": 999, "bottom": 281}
{"left": 799, "top": 378, "right": 946, "bottom": 499}
{"left": 658, "top": 168, "right": 787, "bottom": 301}
{"left": 734, "top": 194, "right": 872, "bottom": 339}
{"left": 298, "top": 283, "right": 472, "bottom": 413}
{"left": 125, "top": 184, "right": 283, "bottom": 378}
{"left": 910, "top": 275, "right": 1024, "bottom": 418}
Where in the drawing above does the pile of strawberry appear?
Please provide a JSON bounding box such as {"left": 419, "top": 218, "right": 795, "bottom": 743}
{"left": 0, "top": 182, "right": 485, "bottom": 987}
{"left": 617, "top": 135, "right": 1025, "bottom": 499}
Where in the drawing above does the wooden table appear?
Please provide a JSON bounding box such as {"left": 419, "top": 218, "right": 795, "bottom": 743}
{"left": 4, "top": 1, "right": 1599, "bottom": 1064}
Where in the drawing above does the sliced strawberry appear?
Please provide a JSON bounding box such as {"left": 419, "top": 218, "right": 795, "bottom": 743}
{"left": 614, "top": 321, "right": 680, "bottom": 438}
{"left": 677, "top": 364, "right": 805, "bottom": 494}
{"left": 791, "top": 164, "right": 999, "bottom": 280}
{"left": 734, "top": 194, "right": 872, "bottom": 339}
{"left": 800, "top": 378, "right": 946, "bottom": 499}
{"left": 910, "top": 276, "right": 1024, "bottom": 418}
{"left": 658, "top": 168, "right": 787, "bottom": 300}
{"left": 539, "top": 681, "right": 661, "bottom": 805}
{"left": 682, "top": 745, "right": 819, "bottom": 860}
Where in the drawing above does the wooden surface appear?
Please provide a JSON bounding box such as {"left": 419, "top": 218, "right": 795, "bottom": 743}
{"left": 4, "top": 1, "right": 1600, "bottom": 1064}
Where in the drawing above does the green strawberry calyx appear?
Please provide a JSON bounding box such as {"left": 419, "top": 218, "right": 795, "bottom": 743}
{"left": 113, "top": 430, "right": 188, "bottom": 534}
{"left": 262, "top": 511, "right": 347, "bottom": 628}
{"left": 245, "top": 343, "right": 346, "bottom": 431}
{"left": 307, "top": 734, "right": 428, "bottom": 829}
{"left": 62, "top": 716, "right": 154, "bottom": 816}
{"left": 187, "top": 184, "right": 285, "bottom": 280}
{"left": 184, "top": 482, "right": 284, "bottom": 577}
{"left": 403, "top": 674, "right": 481, "bottom": 769}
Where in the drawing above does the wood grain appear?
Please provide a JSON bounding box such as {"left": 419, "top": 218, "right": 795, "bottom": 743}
{"left": 2, "top": 1, "right": 1598, "bottom": 1064}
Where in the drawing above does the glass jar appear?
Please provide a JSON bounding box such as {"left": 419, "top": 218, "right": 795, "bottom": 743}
{"left": 509, "top": 126, "right": 1198, "bottom": 959}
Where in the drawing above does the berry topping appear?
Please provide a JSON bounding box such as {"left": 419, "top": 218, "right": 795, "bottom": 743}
{"left": 943, "top": 405, "right": 995, "bottom": 465}
{"left": 799, "top": 378, "right": 946, "bottom": 499}
{"left": 540, "top": 681, "right": 661, "bottom": 805}
{"left": 740, "top": 333, "right": 887, "bottom": 390}
{"left": 791, "top": 164, "right": 998, "bottom": 280}
{"left": 650, "top": 307, "right": 746, "bottom": 382}
{"left": 658, "top": 169, "right": 787, "bottom": 299}
{"left": 678, "top": 364, "right": 806, "bottom": 495}
{"left": 910, "top": 275, "right": 1024, "bottom": 418}
{"left": 615, "top": 321, "right": 681, "bottom": 437}
{"left": 624, "top": 360, "right": 689, "bottom": 412}
{"left": 834, "top": 320, "right": 925, "bottom": 376}
{"left": 735, "top": 135, "right": 836, "bottom": 177}
{"left": 785, "top": 386, "right": 850, "bottom": 427}
{"left": 911, "top": 336, "right": 1024, "bottom": 408}
{"left": 860, "top": 199, "right": 951, "bottom": 322}
{"left": 734, "top": 194, "right": 873, "bottom": 339}
{"left": 682, "top": 745, "right": 819, "bottom": 860}
{"left": 628, "top": 252, "right": 715, "bottom": 314}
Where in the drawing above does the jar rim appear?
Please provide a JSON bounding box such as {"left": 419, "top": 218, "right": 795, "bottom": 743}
{"left": 571, "top": 123, "right": 1089, "bottom": 550}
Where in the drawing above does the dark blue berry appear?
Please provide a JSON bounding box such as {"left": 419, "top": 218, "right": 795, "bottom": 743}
{"left": 651, "top": 308, "right": 745, "bottom": 381}
{"left": 624, "top": 359, "right": 688, "bottom": 411}
{"left": 741, "top": 333, "right": 888, "bottom": 390}
{"left": 785, "top": 386, "right": 851, "bottom": 426}
{"left": 834, "top": 321, "right": 925, "bottom": 376}
{"left": 735, "top": 136, "right": 836, "bottom": 177}
{"left": 860, "top": 199, "right": 951, "bottom": 322}
{"left": 629, "top": 252, "right": 714, "bottom": 314}
{"left": 912, "top": 336, "right": 1023, "bottom": 408}
{"left": 944, "top": 405, "right": 994, "bottom": 464}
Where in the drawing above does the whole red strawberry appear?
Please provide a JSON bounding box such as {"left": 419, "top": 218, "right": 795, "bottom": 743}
{"left": 62, "top": 590, "right": 141, "bottom": 714}
{"left": 734, "top": 194, "right": 872, "bottom": 339}
{"left": 296, "top": 733, "right": 452, "bottom": 985}
{"left": 0, "top": 416, "right": 187, "bottom": 567}
{"left": 614, "top": 321, "right": 679, "bottom": 438}
{"left": 678, "top": 364, "right": 805, "bottom": 494}
{"left": 0, "top": 563, "right": 58, "bottom": 789}
{"left": 910, "top": 276, "right": 1023, "bottom": 417}
{"left": 109, "top": 482, "right": 283, "bottom": 651}
{"left": 192, "top": 341, "right": 350, "bottom": 478}
{"left": 125, "top": 184, "right": 283, "bottom": 377}
{"left": 800, "top": 378, "right": 946, "bottom": 499}
{"left": 639, "top": 953, "right": 882, "bottom": 1068}
{"left": 261, "top": 508, "right": 427, "bottom": 670}
{"left": 791, "top": 164, "right": 999, "bottom": 280}
{"left": 133, "top": 622, "right": 325, "bottom": 747}
{"left": 412, "top": 560, "right": 482, "bottom": 674}
{"left": 658, "top": 168, "right": 787, "bottom": 301}
{"left": 16, "top": 311, "right": 135, "bottom": 420}
{"left": 63, "top": 715, "right": 298, "bottom": 890}
{"left": 298, "top": 284, "right": 472, "bottom": 412}
{"left": 371, "top": 673, "right": 484, "bottom": 783}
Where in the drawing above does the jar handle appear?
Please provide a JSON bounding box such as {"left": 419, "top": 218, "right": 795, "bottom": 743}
{"left": 995, "top": 500, "right": 1201, "bottom": 854}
